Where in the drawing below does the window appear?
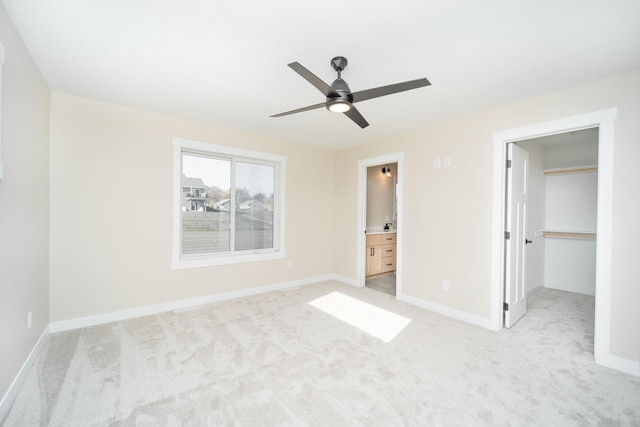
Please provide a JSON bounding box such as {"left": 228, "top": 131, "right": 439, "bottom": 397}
{"left": 172, "top": 138, "right": 286, "bottom": 269}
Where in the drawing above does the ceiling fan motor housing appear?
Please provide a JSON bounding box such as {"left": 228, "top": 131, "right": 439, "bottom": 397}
{"left": 272, "top": 55, "right": 430, "bottom": 128}
{"left": 331, "top": 78, "right": 351, "bottom": 94}
{"left": 326, "top": 77, "right": 353, "bottom": 111}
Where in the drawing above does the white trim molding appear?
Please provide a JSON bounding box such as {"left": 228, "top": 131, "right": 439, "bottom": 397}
{"left": 596, "top": 353, "right": 640, "bottom": 377}
{"left": 397, "top": 292, "right": 494, "bottom": 330}
{"left": 331, "top": 274, "right": 360, "bottom": 287}
{"left": 544, "top": 281, "right": 596, "bottom": 297}
{"left": 171, "top": 137, "right": 287, "bottom": 269}
{"left": 357, "top": 153, "right": 404, "bottom": 295}
{"left": 0, "top": 326, "right": 50, "bottom": 420}
{"left": 491, "top": 108, "right": 625, "bottom": 372}
{"left": 50, "top": 275, "right": 333, "bottom": 333}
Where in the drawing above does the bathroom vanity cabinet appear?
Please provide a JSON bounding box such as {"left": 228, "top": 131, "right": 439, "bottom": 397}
{"left": 366, "top": 233, "right": 396, "bottom": 276}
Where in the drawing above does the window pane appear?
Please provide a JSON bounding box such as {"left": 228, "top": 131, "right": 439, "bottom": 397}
{"left": 234, "top": 161, "right": 274, "bottom": 251}
{"left": 181, "top": 154, "right": 231, "bottom": 255}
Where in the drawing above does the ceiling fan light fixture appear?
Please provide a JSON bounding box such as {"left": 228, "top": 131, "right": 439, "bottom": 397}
{"left": 271, "top": 56, "right": 430, "bottom": 129}
{"left": 326, "top": 99, "right": 352, "bottom": 113}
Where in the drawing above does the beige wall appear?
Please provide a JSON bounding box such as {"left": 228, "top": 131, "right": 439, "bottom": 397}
{"left": 0, "top": 6, "right": 51, "bottom": 403}
{"left": 334, "top": 70, "right": 640, "bottom": 363}
{"left": 2, "top": 7, "right": 638, "bottom": 407}
{"left": 49, "top": 93, "right": 335, "bottom": 321}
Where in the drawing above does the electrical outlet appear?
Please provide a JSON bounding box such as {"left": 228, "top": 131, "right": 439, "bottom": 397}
{"left": 444, "top": 157, "right": 452, "bottom": 168}
{"left": 286, "top": 261, "right": 293, "bottom": 270}
{"left": 434, "top": 158, "right": 441, "bottom": 169}
{"left": 442, "top": 280, "right": 449, "bottom": 291}
{"left": 28, "top": 311, "right": 33, "bottom": 330}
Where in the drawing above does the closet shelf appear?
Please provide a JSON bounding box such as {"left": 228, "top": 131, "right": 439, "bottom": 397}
{"left": 542, "top": 231, "right": 596, "bottom": 239}
{"left": 543, "top": 165, "right": 598, "bottom": 175}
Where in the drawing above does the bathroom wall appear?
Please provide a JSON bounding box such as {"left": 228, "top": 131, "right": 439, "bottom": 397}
{"left": 366, "top": 163, "right": 396, "bottom": 230}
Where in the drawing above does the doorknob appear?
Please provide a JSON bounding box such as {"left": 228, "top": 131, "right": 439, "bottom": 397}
{"left": 525, "top": 239, "right": 533, "bottom": 244}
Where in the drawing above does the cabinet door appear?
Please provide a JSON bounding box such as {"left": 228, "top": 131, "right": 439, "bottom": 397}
{"left": 366, "top": 245, "right": 382, "bottom": 276}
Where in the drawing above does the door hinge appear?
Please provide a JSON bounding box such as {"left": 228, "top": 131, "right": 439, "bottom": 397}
{"left": 506, "top": 159, "right": 512, "bottom": 168}
{"left": 504, "top": 231, "right": 511, "bottom": 240}
{"left": 503, "top": 302, "right": 509, "bottom": 311}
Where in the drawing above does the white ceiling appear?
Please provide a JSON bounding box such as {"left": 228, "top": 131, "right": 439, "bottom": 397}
{"left": 3, "top": 0, "right": 640, "bottom": 150}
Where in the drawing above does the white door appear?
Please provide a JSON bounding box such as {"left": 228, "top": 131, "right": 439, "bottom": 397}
{"left": 504, "top": 144, "right": 529, "bottom": 327}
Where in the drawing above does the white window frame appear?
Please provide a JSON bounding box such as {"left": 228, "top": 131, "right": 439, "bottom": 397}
{"left": 172, "top": 137, "right": 286, "bottom": 269}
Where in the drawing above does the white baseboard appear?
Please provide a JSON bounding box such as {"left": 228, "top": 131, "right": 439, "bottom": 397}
{"left": 596, "top": 352, "right": 640, "bottom": 377}
{"left": 14, "top": 273, "right": 639, "bottom": 411}
{"left": 527, "top": 281, "right": 545, "bottom": 295}
{"left": 395, "top": 290, "right": 640, "bottom": 377}
{"left": 396, "top": 292, "right": 494, "bottom": 330}
{"left": 331, "top": 274, "right": 361, "bottom": 287}
{"left": 0, "top": 325, "right": 50, "bottom": 421}
{"left": 50, "top": 274, "right": 335, "bottom": 333}
{"left": 545, "top": 280, "right": 595, "bottom": 296}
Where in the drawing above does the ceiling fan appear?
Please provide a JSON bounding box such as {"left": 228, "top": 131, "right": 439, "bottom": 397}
{"left": 270, "top": 56, "right": 431, "bottom": 128}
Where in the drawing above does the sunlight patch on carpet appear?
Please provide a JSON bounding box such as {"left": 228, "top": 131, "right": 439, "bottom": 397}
{"left": 309, "top": 292, "right": 411, "bottom": 342}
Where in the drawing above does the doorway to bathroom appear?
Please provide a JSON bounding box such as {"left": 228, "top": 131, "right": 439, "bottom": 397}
{"left": 365, "top": 163, "right": 397, "bottom": 295}
{"left": 357, "top": 153, "right": 404, "bottom": 297}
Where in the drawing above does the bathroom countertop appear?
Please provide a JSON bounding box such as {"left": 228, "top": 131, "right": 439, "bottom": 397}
{"left": 366, "top": 229, "right": 397, "bottom": 235}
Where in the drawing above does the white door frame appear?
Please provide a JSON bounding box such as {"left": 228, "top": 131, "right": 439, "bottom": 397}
{"left": 357, "top": 153, "right": 404, "bottom": 293}
{"left": 490, "top": 108, "right": 616, "bottom": 366}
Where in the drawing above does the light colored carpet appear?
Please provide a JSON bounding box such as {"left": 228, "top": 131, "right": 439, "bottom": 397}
{"left": 2, "top": 282, "right": 639, "bottom": 426}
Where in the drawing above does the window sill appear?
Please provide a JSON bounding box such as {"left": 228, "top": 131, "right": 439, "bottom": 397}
{"left": 171, "top": 250, "right": 286, "bottom": 270}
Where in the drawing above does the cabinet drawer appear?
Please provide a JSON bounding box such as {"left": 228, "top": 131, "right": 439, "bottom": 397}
{"left": 381, "top": 258, "right": 396, "bottom": 272}
{"left": 366, "top": 234, "right": 383, "bottom": 245}
{"left": 380, "top": 233, "right": 396, "bottom": 244}
{"left": 366, "top": 233, "right": 396, "bottom": 246}
{"left": 381, "top": 244, "right": 395, "bottom": 258}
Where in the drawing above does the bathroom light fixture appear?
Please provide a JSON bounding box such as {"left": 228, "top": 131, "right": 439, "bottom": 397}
{"left": 381, "top": 165, "right": 392, "bottom": 177}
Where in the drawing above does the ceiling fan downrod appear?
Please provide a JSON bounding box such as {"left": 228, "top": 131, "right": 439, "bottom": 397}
{"left": 270, "top": 55, "right": 431, "bottom": 129}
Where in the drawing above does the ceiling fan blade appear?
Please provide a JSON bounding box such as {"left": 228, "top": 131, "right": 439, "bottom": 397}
{"left": 288, "top": 62, "right": 339, "bottom": 98}
{"left": 270, "top": 101, "right": 325, "bottom": 117}
{"left": 351, "top": 78, "right": 431, "bottom": 103}
{"left": 344, "top": 106, "right": 369, "bottom": 128}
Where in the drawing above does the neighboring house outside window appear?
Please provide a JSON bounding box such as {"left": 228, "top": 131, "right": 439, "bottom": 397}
{"left": 172, "top": 138, "right": 286, "bottom": 269}
{"left": 213, "top": 198, "right": 231, "bottom": 211}
{"left": 239, "top": 199, "right": 265, "bottom": 212}
{"left": 181, "top": 174, "right": 208, "bottom": 212}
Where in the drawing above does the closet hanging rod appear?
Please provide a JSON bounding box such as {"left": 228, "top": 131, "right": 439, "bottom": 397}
{"left": 543, "top": 165, "right": 598, "bottom": 175}
{"left": 542, "top": 231, "right": 596, "bottom": 239}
